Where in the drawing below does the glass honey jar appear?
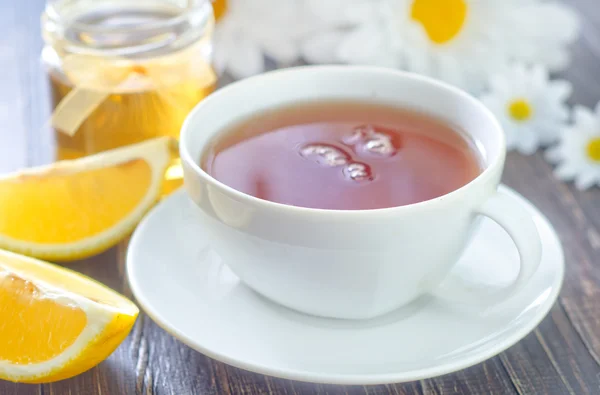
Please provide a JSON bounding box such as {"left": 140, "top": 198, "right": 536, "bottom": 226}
{"left": 42, "top": 0, "right": 217, "bottom": 191}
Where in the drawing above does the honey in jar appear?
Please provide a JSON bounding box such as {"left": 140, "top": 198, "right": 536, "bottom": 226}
{"left": 42, "top": 0, "right": 217, "bottom": 192}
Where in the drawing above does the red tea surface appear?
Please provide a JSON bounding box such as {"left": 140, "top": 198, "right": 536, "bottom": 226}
{"left": 202, "top": 101, "right": 481, "bottom": 210}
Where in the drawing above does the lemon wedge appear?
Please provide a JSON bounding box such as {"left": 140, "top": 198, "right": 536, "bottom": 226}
{"left": 0, "top": 137, "right": 173, "bottom": 261}
{"left": 0, "top": 248, "right": 138, "bottom": 383}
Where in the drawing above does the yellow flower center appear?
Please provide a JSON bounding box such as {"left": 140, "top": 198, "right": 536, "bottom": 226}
{"left": 212, "top": 0, "right": 228, "bottom": 21}
{"left": 508, "top": 99, "right": 533, "bottom": 122}
{"left": 411, "top": 0, "right": 468, "bottom": 44}
{"left": 586, "top": 138, "right": 600, "bottom": 162}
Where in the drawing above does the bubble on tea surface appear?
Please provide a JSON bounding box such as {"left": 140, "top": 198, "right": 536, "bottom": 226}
{"left": 343, "top": 125, "right": 375, "bottom": 145}
{"left": 300, "top": 144, "right": 350, "bottom": 166}
{"left": 365, "top": 138, "right": 396, "bottom": 156}
{"left": 344, "top": 124, "right": 398, "bottom": 157}
{"left": 343, "top": 162, "right": 373, "bottom": 182}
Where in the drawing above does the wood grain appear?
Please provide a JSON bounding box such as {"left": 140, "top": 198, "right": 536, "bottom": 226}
{"left": 2, "top": 0, "right": 600, "bottom": 394}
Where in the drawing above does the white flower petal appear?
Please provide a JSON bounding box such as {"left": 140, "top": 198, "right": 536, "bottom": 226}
{"left": 213, "top": 24, "right": 237, "bottom": 73}
{"left": 337, "top": 24, "right": 400, "bottom": 67}
{"left": 514, "top": 130, "right": 540, "bottom": 155}
{"left": 403, "top": 46, "right": 433, "bottom": 78}
{"left": 535, "top": 124, "right": 563, "bottom": 146}
{"left": 512, "top": 63, "right": 529, "bottom": 82}
{"left": 528, "top": 66, "right": 549, "bottom": 93}
{"left": 488, "top": 74, "right": 515, "bottom": 96}
{"left": 551, "top": 105, "right": 571, "bottom": 123}
{"left": 543, "top": 48, "right": 572, "bottom": 72}
{"left": 344, "top": 0, "right": 389, "bottom": 25}
{"left": 438, "top": 55, "right": 469, "bottom": 90}
{"left": 594, "top": 101, "right": 600, "bottom": 116}
{"left": 554, "top": 163, "right": 579, "bottom": 181}
{"left": 306, "top": 0, "right": 367, "bottom": 24}
{"left": 511, "top": 3, "right": 580, "bottom": 71}
{"left": 256, "top": 31, "right": 300, "bottom": 64}
{"left": 302, "top": 30, "right": 347, "bottom": 64}
{"left": 547, "top": 80, "right": 573, "bottom": 102}
{"left": 480, "top": 95, "right": 506, "bottom": 116}
{"left": 226, "top": 39, "right": 266, "bottom": 79}
{"left": 526, "top": 3, "right": 580, "bottom": 43}
{"left": 573, "top": 106, "right": 597, "bottom": 131}
{"left": 505, "top": 122, "right": 527, "bottom": 150}
{"left": 545, "top": 145, "right": 564, "bottom": 164}
{"left": 575, "top": 171, "right": 600, "bottom": 191}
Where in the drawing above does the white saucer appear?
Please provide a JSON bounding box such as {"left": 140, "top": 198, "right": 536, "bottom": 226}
{"left": 127, "top": 186, "right": 563, "bottom": 385}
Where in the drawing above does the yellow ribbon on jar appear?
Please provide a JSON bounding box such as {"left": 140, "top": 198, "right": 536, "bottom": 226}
{"left": 51, "top": 33, "right": 217, "bottom": 136}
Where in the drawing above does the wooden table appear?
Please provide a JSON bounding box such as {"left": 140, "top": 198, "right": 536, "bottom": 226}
{"left": 2, "top": 0, "right": 600, "bottom": 394}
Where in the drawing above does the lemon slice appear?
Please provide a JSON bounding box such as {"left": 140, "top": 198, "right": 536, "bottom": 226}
{"left": 0, "top": 137, "right": 173, "bottom": 261}
{"left": 0, "top": 249, "right": 138, "bottom": 383}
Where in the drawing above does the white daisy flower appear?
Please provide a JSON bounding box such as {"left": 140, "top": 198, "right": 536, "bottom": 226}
{"left": 546, "top": 103, "right": 600, "bottom": 190}
{"left": 480, "top": 64, "right": 571, "bottom": 155}
{"left": 212, "top": 0, "right": 307, "bottom": 79}
{"left": 302, "top": 0, "right": 580, "bottom": 92}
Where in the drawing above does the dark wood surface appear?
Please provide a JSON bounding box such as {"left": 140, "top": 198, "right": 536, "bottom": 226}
{"left": 1, "top": 0, "right": 600, "bottom": 394}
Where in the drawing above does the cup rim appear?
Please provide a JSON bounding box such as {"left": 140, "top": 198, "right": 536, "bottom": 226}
{"left": 180, "top": 65, "right": 506, "bottom": 216}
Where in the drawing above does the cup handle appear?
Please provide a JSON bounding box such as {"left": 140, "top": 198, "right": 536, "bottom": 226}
{"left": 435, "top": 189, "right": 543, "bottom": 306}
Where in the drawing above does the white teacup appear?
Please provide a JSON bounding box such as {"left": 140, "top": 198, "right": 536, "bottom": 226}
{"left": 180, "top": 66, "right": 542, "bottom": 320}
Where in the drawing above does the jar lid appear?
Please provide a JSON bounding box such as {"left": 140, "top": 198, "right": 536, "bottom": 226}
{"left": 43, "top": 0, "right": 213, "bottom": 59}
